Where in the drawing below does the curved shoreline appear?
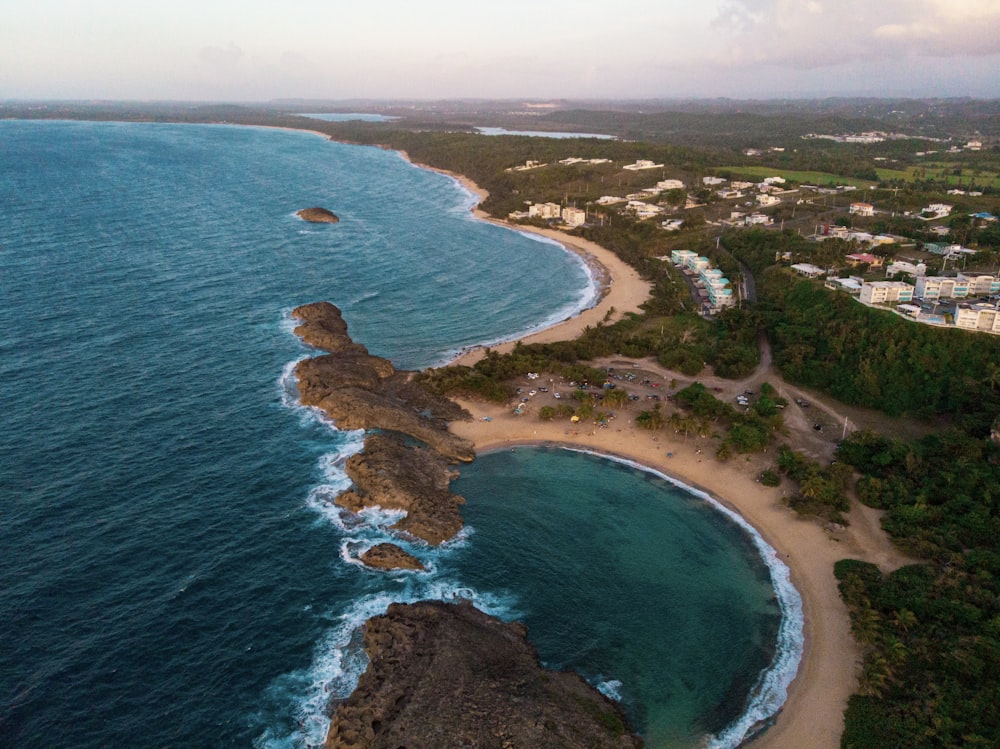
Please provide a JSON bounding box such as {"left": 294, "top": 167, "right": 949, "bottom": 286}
{"left": 392, "top": 151, "right": 652, "bottom": 367}
{"left": 282, "top": 128, "right": 873, "bottom": 748}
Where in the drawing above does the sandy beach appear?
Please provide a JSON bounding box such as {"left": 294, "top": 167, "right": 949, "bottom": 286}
{"left": 451, "top": 395, "right": 870, "bottom": 749}
{"left": 401, "top": 165, "right": 914, "bottom": 748}
{"left": 398, "top": 159, "right": 652, "bottom": 367}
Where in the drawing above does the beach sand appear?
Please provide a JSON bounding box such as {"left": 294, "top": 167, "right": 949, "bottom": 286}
{"left": 451, "top": 398, "right": 866, "bottom": 749}
{"left": 396, "top": 151, "right": 910, "bottom": 748}
{"left": 403, "top": 163, "right": 652, "bottom": 368}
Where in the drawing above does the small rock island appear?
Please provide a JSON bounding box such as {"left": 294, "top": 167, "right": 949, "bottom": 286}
{"left": 324, "top": 600, "right": 644, "bottom": 749}
{"left": 296, "top": 206, "right": 340, "bottom": 223}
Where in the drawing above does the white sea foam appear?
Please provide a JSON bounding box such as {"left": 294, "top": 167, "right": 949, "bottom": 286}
{"left": 597, "top": 679, "right": 624, "bottom": 702}
{"left": 566, "top": 448, "right": 804, "bottom": 749}
{"left": 349, "top": 290, "right": 380, "bottom": 306}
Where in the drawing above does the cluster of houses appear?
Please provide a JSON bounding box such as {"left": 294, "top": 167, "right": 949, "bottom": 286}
{"left": 669, "top": 249, "right": 736, "bottom": 313}
{"left": 791, "top": 260, "right": 1000, "bottom": 335}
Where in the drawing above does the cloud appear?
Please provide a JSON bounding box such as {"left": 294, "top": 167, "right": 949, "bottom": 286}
{"left": 710, "top": 0, "right": 1000, "bottom": 68}
{"left": 199, "top": 42, "right": 245, "bottom": 69}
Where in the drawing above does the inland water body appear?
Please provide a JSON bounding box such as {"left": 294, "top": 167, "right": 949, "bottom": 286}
{"left": 0, "top": 120, "right": 800, "bottom": 749}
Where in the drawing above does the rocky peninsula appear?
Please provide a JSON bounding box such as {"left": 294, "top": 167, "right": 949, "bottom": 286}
{"left": 324, "top": 600, "right": 644, "bottom": 749}
{"left": 292, "top": 301, "right": 473, "bottom": 553}
{"left": 296, "top": 206, "right": 340, "bottom": 223}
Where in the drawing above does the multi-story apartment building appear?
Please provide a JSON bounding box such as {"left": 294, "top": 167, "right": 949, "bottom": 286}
{"left": 860, "top": 281, "right": 914, "bottom": 305}
{"left": 914, "top": 276, "right": 971, "bottom": 300}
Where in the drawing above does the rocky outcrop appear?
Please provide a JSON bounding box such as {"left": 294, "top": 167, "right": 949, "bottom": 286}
{"left": 325, "top": 600, "right": 643, "bottom": 749}
{"left": 337, "top": 433, "right": 464, "bottom": 545}
{"left": 359, "top": 543, "right": 425, "bottom": 572}
{"left": 292, "top": 302, "right": 473, "bottom": 544}
{"left": 297, "top": 206, "right": 340, "bottom": 223}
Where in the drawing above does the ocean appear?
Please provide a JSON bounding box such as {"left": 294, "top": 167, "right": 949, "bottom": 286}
{"left": 0, "top": 120, "right": 800, "bottom": 748}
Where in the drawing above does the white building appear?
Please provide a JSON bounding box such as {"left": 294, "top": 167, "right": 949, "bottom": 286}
{"left": 561, "top": 207, "right": 586, "bottom": 227}
{"left": 955, "top": 303, "right": 1000, "bottom": 333}
{"left": 885, "top": 261, "right": 927, "bottom": 278}
{"left": 756, "top": 193, "right": 780, "bottom": 207}
{"left": 700, "top": 268, "right": 736, "bottom": 308}
{"left": 914, "top": 276, "right": 971, "bottom": 300}
{"left": 671, "top": 250, "right": 710, "bottom": 272}
{"left": 825, "top": 277, "right": 864, "bottom": 294}
{"left": 850, "top": 202, "right": 875, "bottom": 217}
{"left": 623, "top": 159, "right": 664, "bottom": 171}
{"left": 860, "top": 281, "right": 914, "bottom": 305}
{"left": 702, "top": 176, "right": 727, "bottom": 186}
{"left": 957, "top": 273, "right": 1000, "bottom": 296}
{"left": 626, "top": 201, "right": 664, "bottom": 219}
{"left": 745, "top": 213, "right": 773, "bottom": 226}
{"left": 528, "top": 202, "right": 561, "bottom": 219}
{"left": 791, "top": 263, "right": 825, "bottom": 277}
{"left": 596, "top": 195, "right": 626, "bottom": 205}
{"left": 657, "top": 179, "right": 685, "bottom": 190}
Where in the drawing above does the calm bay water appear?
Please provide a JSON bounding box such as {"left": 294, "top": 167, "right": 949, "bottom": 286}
{"left": 0, "top": 120, "right": 798, "bottom": 749}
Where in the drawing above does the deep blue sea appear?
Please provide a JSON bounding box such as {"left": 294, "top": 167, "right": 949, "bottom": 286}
{"left": 0, "top": 120, "right": 800, "bottom": 749}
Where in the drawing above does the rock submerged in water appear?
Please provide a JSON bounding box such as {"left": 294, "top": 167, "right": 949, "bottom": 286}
{"left": 325, "top": 600, "right": 644, "bottom": 749}
{"left": 297, "top": 206, "right": 340, "bottom": 223}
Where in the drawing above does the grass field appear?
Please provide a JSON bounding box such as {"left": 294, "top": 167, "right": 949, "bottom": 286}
{"left": 719, "top": 166, "right": 876, "bottom": 188}
{"left": 874, "top": 164, "right": 1000, "bottom": 189}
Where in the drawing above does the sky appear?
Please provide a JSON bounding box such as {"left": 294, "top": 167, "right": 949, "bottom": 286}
{"left": 2, "top": 0, "right": 1000, "bottom": 101}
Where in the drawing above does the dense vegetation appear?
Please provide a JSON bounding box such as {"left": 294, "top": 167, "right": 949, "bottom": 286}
{"left": 833, "top": 428, "right": 1000, "bottom": 748}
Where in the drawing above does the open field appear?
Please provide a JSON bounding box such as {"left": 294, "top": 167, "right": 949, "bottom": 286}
{"left": 875, "top": 163, "right": 1000, "bottom": 188}
{"left": 719, "top": 165, "right": 876, "bottom": 188}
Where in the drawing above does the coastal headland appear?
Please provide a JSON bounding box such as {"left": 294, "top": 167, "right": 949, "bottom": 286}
{"left": 297, "top": 149, "right": 914, "bottom": 748}
{"left": 325, "top": 599, "right": 643, "bottom": 749}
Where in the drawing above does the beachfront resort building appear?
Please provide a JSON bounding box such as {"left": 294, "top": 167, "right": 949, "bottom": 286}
{"left": 528, "top": 202, "right": 562, "bottom": 220}
{"left": 671, "top": 250, "right": 736, "bottom": 310}
{"left": 700, "top": 268, "right": 736, "bottom": 309}
{"left": 561, "top": 206, "right": 586, "bottom": 227}
{"left": 860, "top": 281, "right": 914, "bottom": 305}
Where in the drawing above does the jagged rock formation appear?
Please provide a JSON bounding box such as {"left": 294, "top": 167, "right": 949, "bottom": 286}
{"left": 297, "top": 206, "right": 340, "bottom": 223}
{"left": 359, "top": 543, "right": 425, "bottom": 572}
{"left": 338, "top": 433, "right": 464, "bottom": 545}
{"left": 292, "top": 302, "right": 473, "bottom": 544}
{"left": 325, "top": 600, "right": 644, "bottom": 749}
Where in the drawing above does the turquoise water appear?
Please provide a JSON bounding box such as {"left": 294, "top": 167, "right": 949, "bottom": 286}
{"left": 0, "top": 120, "right": 799, "bottom": 749}
{"left": 475, "top": 126, "right": 618, "bottom": 139}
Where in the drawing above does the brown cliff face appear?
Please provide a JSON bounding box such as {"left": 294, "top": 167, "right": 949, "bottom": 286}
{"left": 325, "top": 600, "right": 644, "bottom": 749}
{"left": 297, "top": 207, "right": 340, "bottom": 223}
{"left": 291, "top": 302, "right": 473, "bottom": 548}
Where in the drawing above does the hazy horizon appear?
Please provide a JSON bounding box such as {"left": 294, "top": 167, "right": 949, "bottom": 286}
{"left": 3, "top": 1, "right": 1000, "bottom": 101}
